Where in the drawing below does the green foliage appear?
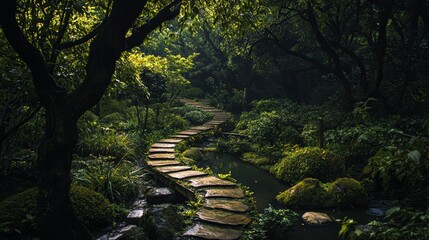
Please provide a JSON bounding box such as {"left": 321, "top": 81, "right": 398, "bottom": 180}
{"left": 271, "top": 147, "right": 345, "bottom": 184}
{"left": 364, "top": 136, "right": 429, "bottom": 198}
{"left": 216, "top": 137, "right": 251, "bottom": 154}
{"left": 72, "top": 157, "right": 144, "bottom": 203}
{"left": 181, "top": 86, "right": 205, "bottom": 99}
{"left": 77, "top": 126, "right": 135, "bottom": 160}
{"left": 0, "top": 186, "right": 113, "bottom": 236}
{"left": 242, "top": 206, "right": 298, "bottom": 240}
{"left": 184, "top": 110, "right": 214, "bottom": 125}
{"left": 343, "top": 207, "right": 429, "bottom": 240}
{"left": 276, "top": 178, "right": 367, "bottom": 208}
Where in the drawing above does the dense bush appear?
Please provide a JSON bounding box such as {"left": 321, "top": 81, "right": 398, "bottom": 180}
{"left": 170, "top": 105, "right": 214, "bottom": 125}
{"left": 180, "top": 86, "right": 205, "bottom": 99}
{"left": 242, "top": 205, "right": 298, "bottom": 240}
{"left": 0, "top": 185, "right": 113, "bottom": 236}
{"left": 364, "top": 136, "right": 429, "bottom": 198}
{"left": 72, "top": 157, "right": 144, "bottom": 203}
{"left": 216, "top": 137, "right": 252, "bottom": 154}
{"left": 182, "top": 147, "right": 204, "bottom": 161}
{"left": 271, "top": 147, "right": 345, "bottom": 184}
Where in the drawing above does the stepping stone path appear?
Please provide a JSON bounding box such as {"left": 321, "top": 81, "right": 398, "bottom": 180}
{"left": 144, "top": 98, "right": 250, "bottom": 239}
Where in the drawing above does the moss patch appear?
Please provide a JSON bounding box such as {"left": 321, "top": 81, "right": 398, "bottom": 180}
{"left": 276, "top": 178, "right": 367, "bottom": 208}
{"left": 182, "top": 148, "right": 204, "bottom": 161}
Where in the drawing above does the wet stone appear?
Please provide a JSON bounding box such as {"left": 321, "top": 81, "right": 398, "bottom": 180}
{"left": 177, "top": 130, "right": 200, "bottom": 136}
{"left": 120, "top": 225, "right": 137, "bottom": 233}
{"left": 155, "top": 165, "right": 192, "bottom": 173}
{"left": 197, "top": 209, "right": 251, "bottom": 226}
{"left": 132, "top": 199, "right": 147, "bottom": 208}
{"left": 168, "top": 170, "right": 207, "bottom": 179}
{"left": 151, "top": 143, "right": 176, "bottom": 148}
{"left": 183, "top": 224, "right": 242, "bottom": 240}
{"left": 170, "top": 134, "right": 191, "bottom": 139}
{"left": 127, "top": 209, "right": 144, "bottom": 224}
{"left": 158, "top": 139, "right": 182, "bottom": 144}
{"left": 188, "top": 176, "right": 236, "bottom": 188}
{"left": 204, "top": 199, "right": 249, "bottom": 212}
{"left": 146, "top": 187, "right": 176, "bottom": 204}
{"left": 148, "top": 153, "right": 175, "bottom": 160}
{"left": 205, "top": 188, "right": 245, "bottom": 199}
{"left": 149, "top": 148, "right": 175, "bottom": 154}
{"left": 108, "top": 233, "right": 123, "bottom": 240}
{"left": 147, "top": 160, "right": 180, "bottom": 167}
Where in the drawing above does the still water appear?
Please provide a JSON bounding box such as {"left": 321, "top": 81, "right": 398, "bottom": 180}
{"left": 196, "top": 151, "right": 375, "bottom": 240}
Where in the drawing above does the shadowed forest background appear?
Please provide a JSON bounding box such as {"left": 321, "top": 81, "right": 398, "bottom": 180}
{"left": 0, "top": 0, "right": 428, "bottom": 240}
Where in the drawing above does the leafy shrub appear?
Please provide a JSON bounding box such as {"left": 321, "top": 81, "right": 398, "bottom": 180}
{"left": 327, "top": 178, "right": 368, "bottom": 208}
{"left": 99, "top": 112, "right": 126, "bottom": 125}
{"left": 342, "top": 207, "right": 429, "bottom": 240}
{"left": 242, "top": 206, "right": 298, "bottom": 240}
{"left": 364, "top": 136, "right": 429, "bottom": 198}
{"left": 216, "top": 137, "right": 251, "bottom": 154}
{"left": 0, "top": 185, "right": 113, "bottom": 235}
{"left": 271, "top": 147, "right": 345, "bottom": 184}
{"left": 77, "top": 127, "right": 134, "bottom": 160}
{"left": 184, "top": 110, "right": 213, "bottom": 125}
{"left": 181, "top": 86, "right": 205, "bottom": 99}
{"left": 100, "top": 98, "right": 130, "bottom": 117}
{"left": 72, "top": 157, "right": 143, "bottom": 203}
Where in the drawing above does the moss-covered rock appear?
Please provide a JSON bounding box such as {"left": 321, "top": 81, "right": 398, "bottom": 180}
{"left": 327, "top": 178, "right": 368, "bottom": 208}
{"left": 0, "top": 185, "right": 113, "bottom": 234}
{"left": 140, "top": 204, "right": 184, "bottom": 240}
{"left": 276, "top": 178, "right": 368, "bottom": 208}
{"left": 276, "top": 178, "right": 328, "bottom": 208}
{"left": 242, "top": 152, "right": 271, "bottom": 167}
{"left": 182, "top": 148, "right": 204, "bottom": 161}
{"left": 271, "top": 147, "right": 345, "bottom": 184}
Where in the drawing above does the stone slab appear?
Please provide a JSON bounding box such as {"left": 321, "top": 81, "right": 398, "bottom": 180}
{"left": 155, "top": 165, "right": 192, "bottom": 173}
{"left": 188, "top": 176, "right": 236, "bottom": 188}
{"left": 151, "top": 143, "right": 176, "bottom": 148}
{"left": 204, "top": 199, "right": 249, "bottom": 212}
{"left": 148, "top": 153, "right": 176, "bottom": 160}
{"left": 158, "top": 139, "right": 183, "bottom": 144}
{"left": 183, "top": 224, "right": 242, "bottom": 240}
{"left": 168, "top": 170, "right": 207, "bottom": 179}
{"left": 147, "top": 160, "right": 180, "bottom": 167}
{"left": 149, "top": 148, "right": 175, "bottom": 154}
{"left": 205, "top": 189, "right": 245, "bottom": 199}
{"left": 190, "top": 126, "right": 212, "bottom": 131}
{"left": 170, "top": 134, "right": 192, "bottom": 139}
{"left": 127, "top": 209, "right": 144, "bottom": 224}
{"left": 197, "top": 209, "right": 251, "bottom": 226}
{"left": 302, "top": 212, "right": 332, "bottom": 225}
{"left": 177, "top": 130, "right": 200, "bottom": 136}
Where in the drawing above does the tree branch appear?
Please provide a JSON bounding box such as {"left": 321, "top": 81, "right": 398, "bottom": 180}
{"left": 124, "top": 0, "right": 181, "bottom": 51}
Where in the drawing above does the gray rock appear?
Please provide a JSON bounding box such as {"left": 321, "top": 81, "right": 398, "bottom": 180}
{"left": 120, "top": 225, "right": 137, "bottom": 233}
{"left": 146, "top": 187, "right": 176, "bottom": 204}
{"left": 141, "top": 204, "right": 184, "bottom": 240}
{"left": 127, "top": 209, "right": 145, "bottom": 224}
{"left": 302, "top": 212, "right": 332, "bottom": 225}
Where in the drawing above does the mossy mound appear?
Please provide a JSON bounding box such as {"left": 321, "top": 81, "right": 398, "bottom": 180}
{"left": 271, "top": 147, "right": 345, "bottom": 184}
{"left": 0, "top": 185, "right": 113, "bottom": 233}
{"left": 276, "top": 178, "right": 367, "bottom": 208}
{"left": 276, "top": 178, "right": 328, "bottom": 208}
{"left": 182, "top": 148, "right": 204, "bottom": 161}
{"left": 328, "top": 178, "right": 368, "bottom": 207}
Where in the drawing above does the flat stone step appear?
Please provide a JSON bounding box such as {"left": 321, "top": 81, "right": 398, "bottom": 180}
{"left": 183, "top": 224, "right": 242, "bottom": 240}
{"left": 170, "top": 134, "right": 192, "bottom": 139}
{"left": 204, "top": 199, "right": 249, "bottom": 212}
{"left": 188, "top": 176, "right": 236, "bottom": 188}
{"left": 177, "top": 130, "right": 200, "bottom": 136}
{"left": 205, "top": 189, "right": 245, "bottom": 199}
{"left": 149, "top": 148, "right": 175, "bottom": 154}
{"left": 155, "top": 165, "right": 192, "bottom": 173}
{"left": 151, "top": 143, "right": 176, "bottom": 148}
{"left": 190, "top": 126, "right": 212, "bottom": 131}
{"left": 147, "top": 160, "right": 180, "bottom": 167}
{"left": 158, "top": 139, "right": 183, "bottom": 144}
{"left": 148, "top": 153, "right": 176, "bottom": 160}
{"left": 168, "top": 170, "right": 207, "bottom": 179}
{"left": 197, "top": 209, "right": 251, "bottom": 226}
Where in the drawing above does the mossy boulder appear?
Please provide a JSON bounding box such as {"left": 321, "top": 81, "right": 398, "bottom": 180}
{"left": 182, "top": 148, "right": 204, "bottom": 161}
{"left": 276, "top": 178, "right": 368, "bottom": 208}
{"left": 0, "top": 185, "right": 113, "bottom": 234}
{"left": 276, "top": 178, "right": 328, "bottom": 208}
{"left": 327, "top": 178, "right": 368, "bottom": 207}
{"left": 271, "top": 147, "right": 345, "bottom": 184}
{"left": 140, "top": 204, "right": 184, "bottom": 240}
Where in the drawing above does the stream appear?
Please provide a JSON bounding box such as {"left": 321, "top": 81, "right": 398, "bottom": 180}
{"left": 196, "top": 151, "right": 377, "bottom": 240}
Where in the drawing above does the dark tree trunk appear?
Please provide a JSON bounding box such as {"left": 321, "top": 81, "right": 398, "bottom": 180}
{"left": 37, "top": 106, "right": 92, "bottom": 240}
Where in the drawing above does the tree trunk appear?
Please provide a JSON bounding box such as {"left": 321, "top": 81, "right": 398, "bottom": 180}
{"left": 37, "top": 107, "right": 92, "bottom": 240}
